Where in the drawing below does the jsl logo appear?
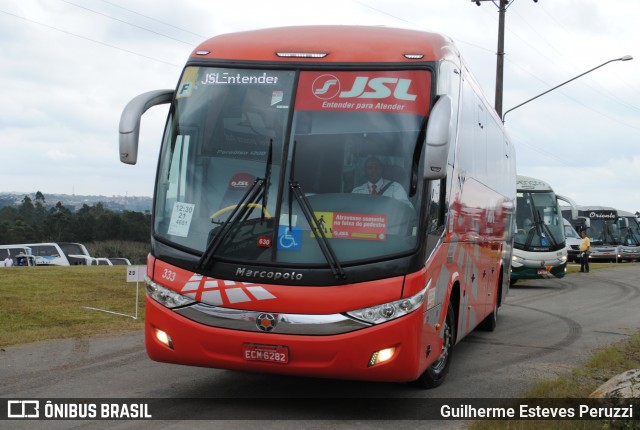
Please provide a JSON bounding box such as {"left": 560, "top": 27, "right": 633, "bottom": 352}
{"left": 312, "top": 75, "right": 417, "bottom": 101}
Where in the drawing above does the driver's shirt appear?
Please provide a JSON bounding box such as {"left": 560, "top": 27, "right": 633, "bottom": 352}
{"left": 352, "top": 179, "right": 409, "bottom": 202}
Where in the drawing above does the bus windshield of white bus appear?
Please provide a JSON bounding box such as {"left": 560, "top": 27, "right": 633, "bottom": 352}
{"left": 154, "top": 67, "right": 432, "bottom": 267}
{"left": 588, "top": 219, "right": 620, "bottom": 246}
{"left": 514, "top": 191, "right": 564, "bottom": 251}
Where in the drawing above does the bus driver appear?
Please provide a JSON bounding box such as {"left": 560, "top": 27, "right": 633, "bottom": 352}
{"left": 352, "top": 156, "right": 409, "bottom": 203}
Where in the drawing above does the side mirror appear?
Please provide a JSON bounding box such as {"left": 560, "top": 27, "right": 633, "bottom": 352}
{"left": 618, "top": 217, "right": 628, "bottom": 229}
{"left": 576, "top": 217, "right": 591, "bottom": 229}
{"left": 119, "top": 89, "right": 174, "bottom": 165}
{"left": 556, "top": 194, "right": 578, "bottom": 219}
{"left": 424, "top": 95, "right": 452, "bottom": 180}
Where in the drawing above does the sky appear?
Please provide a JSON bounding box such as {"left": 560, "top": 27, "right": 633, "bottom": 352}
{"left": 1, "top": 0, "right": 639, "bottom": 213}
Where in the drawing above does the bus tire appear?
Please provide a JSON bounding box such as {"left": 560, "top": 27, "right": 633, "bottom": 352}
{"left": 413, "top": 302, "right": 455, "bottom": 389}
{"left": 479, "top": 295, "right": 498, "bottom": 332}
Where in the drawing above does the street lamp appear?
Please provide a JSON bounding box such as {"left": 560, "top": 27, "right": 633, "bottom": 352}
{"left": 502, "top": 55, "right": 633, "bottom": 122}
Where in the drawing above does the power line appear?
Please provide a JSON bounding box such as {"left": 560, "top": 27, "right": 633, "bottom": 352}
{"left": 96, "top": 0, "right": 208, "bottom": 39}
{"left": 507, "top": 5, "right": 640, "bottom": 115}
{"left": 0, "top": 8, "right": 182, "bottom": 67}
{"left": 60, "top": 0, "right": 195, "bottom": 46}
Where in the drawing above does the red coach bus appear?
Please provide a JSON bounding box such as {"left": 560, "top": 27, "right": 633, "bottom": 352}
{"left": 119, "top": 25, "right": 516, "bottom": 388}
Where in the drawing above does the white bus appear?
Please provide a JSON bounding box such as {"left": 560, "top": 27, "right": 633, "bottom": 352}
{"left": 0, "top": 245, "right": 37, "bottom": 266}
{"left": 562, "top": 206, "right": 619, "bottom": 262}
{"left": 511, "top": 176, "right": 575, "bottom": 283}
{"left": 616, "top": 210, "right": 640, "bottom": 262}
{"left": 6, "top": 243, "right": 71, "bottom": 266}
{"left": 58, "top": 242, "right": 93, "bottom": 266}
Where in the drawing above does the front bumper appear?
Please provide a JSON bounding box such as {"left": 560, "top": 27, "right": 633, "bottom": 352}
{"left": 145, "top": 296, "right": 440, "bottom": 383}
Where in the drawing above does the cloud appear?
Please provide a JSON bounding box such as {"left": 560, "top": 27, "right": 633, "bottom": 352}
{"left": 0, "top": 0, "right": 638, "bottom": 214}
{"left": 46, "top": 149, "right": 77, "bottom": 161}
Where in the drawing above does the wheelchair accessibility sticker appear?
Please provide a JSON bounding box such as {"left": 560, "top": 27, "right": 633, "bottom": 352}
{"left": 278, "top": 226, "right": 302, "bottom": 250}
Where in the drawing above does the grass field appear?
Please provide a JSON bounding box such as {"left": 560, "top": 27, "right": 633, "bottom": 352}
{"left": 0, "top": 266, "right": 144, "bottom": 347}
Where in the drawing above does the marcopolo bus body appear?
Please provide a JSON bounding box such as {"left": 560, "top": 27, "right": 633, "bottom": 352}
{"left": 119, "top": 26, "right": 516, "bottom": 387}
{"left": 510, "top": 176, "right": 575, "bottom": 283}
{"left": 562, "top": 206, "right": 619, "bottom": 262}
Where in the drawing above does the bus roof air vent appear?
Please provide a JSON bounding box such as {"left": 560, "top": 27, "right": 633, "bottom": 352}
{"left": 276, "top": 52, "right": 328, "bottom": 58}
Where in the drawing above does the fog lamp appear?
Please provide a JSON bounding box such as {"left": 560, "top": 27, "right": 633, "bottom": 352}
{"left": 368, "top": 347, "right": 396, "bottom": 367}
{"left": 155, "top": 328, "right": 174, "bottom": 349}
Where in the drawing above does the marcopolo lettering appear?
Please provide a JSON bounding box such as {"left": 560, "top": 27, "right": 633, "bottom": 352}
{"left": 236, "top": 267, "right": 303, "bottom": 281}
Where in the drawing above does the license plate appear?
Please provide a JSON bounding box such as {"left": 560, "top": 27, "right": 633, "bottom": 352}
{"left": 242, "top": 344, "right": 289, "bottom": 364}
{"left": 537, "top": 269, "right": 549, "bottom": 275}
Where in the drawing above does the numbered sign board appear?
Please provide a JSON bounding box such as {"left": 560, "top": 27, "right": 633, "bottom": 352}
{"left": 126, "top": 265, "right": 147, "bottom": 282}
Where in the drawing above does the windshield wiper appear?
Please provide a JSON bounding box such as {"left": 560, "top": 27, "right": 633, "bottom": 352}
{"left": 197, "top": 177, "right": 266, "bottom": 271}
{"left": 198, "top": 140, "right": 274, "bottom": 271}
{"left": 524, "top": 207, "right": 558, "bottom": 248}
{"left": 288, "top": 140, "right": 345, "bottom": 280}
{"left": 289, "top": 181, "right": 346, "bottom": 280}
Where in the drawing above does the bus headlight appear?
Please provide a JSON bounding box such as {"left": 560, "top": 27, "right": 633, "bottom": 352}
{"left": 346, "top": 286, "right": 427, "bottom": 325}
{"left": 145, "top": 276, "right": 195, "bottom": 309}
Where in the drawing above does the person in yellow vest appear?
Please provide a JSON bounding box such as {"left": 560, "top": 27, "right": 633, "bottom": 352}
{"left": 579, "top": 231, "right": 590, "bottom": 273}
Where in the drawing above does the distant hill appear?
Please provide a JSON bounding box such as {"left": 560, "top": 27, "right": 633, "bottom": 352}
{"left": 0, "top": 192, "right": 152, "bottom": 213}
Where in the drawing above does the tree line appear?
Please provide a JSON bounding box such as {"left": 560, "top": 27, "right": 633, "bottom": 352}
{"left": 0, "top": 192, "right": 151, "bottom": 245}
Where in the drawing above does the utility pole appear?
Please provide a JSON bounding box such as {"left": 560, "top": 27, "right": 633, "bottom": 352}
{"left": 471, "top": 0, "right": 538, "bottom": 119}
{"left": 495, "top": 0, "right": 506, "bottom": 118}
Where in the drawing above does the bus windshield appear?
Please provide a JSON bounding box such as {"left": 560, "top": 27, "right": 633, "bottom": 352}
{"left": 514, "top": 191, "right": 564, "bottom": 251}
{"left": 154, "top": 67, "right": 430, "bottom": 266}
{"left": 622, "top": 217, "right": 640, "bottom": 246}
{"left": 588, "top": 220, "right": 621, "bottom": 246}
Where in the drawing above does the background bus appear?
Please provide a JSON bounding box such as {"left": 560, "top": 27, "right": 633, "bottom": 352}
{"left": 11, "top": 243, "right": 70, "bottom": 266}
{"left": 616, "top": 210, "right": 640, "bottom": 262}
{"left": 0, "top": 245, "right": 37, "bottom": 267}
{"left": 511, "top": 176, "right": 573, "bottom": 283}
{"left": 58, "top": 242, "right": 93, "bottom": 266}
{"left": 562, "top": 206, "right": 619, "bottom": 262}
{"left": 119, "top": 25, "right": 516, "bottom": 388}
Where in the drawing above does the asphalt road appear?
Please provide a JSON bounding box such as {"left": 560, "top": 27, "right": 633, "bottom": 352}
{"left": 2, "top": 264, "right": 639, "bottom": 429}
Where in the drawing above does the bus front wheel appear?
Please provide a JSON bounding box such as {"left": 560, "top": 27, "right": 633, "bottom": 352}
{"left": 413, "top": 302, "right": 455, "bottom": 389}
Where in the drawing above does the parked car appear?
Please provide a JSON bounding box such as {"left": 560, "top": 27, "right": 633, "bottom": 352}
{"left": 107, "top": 258, "right": 132, "bottom": 266}
{"left": 563, "top": 219, "right": 582, "bottom": 263}
{"left": 92, "top": 257, "right": 113, "bottom": 266}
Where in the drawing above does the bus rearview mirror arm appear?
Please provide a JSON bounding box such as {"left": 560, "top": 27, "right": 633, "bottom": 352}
{"left": 556, "top": 194, "right": 578, "bottom": 220}
{"left": 424, "top": 95, "right": 452, "bottom": 180}
{"left": 119, "top": 89, "right": 174, "bottom": 165}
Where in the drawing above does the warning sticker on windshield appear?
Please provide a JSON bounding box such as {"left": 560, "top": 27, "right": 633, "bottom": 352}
{"left": 312, "top": 212, "right": 387, "bottom": 241}
{"left": 168, "top": 202, "right": 195, "bottom": 237}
